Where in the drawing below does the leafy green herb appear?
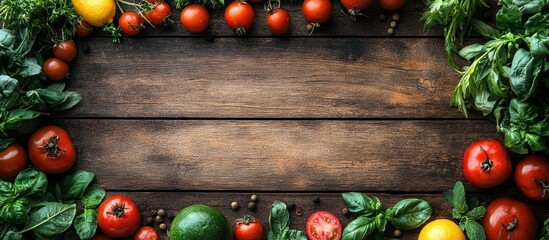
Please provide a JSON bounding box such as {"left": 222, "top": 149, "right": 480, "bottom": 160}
{"left": 268, "top": 200, "right": 307, "bottom": 240}
{"left": 341, "top": 192, "right": 432, "bottom": 240}
{"left": 444, "top": 181, "right": 486, "bottom": 240}
{"left": 173, "top": 0, "right": 225, "bottom": 9}
{"left": 540, "top": 217, "right": 549, "bottom": 240}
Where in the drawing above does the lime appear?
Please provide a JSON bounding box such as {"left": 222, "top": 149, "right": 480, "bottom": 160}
{"left": 169, "top": 204, "right": 231, "bottom": 240}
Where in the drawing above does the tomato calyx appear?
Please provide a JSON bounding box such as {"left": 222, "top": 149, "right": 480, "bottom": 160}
{"left": 342, "top": 6, "right": 366, "bottom": 21}
{"left": 235, "top": 214, "right": 255, "bottom": 225}
{"left": 236, "top": 27, "right": 247, "bottom": 36}
{"left": 498, "top": 215, "right": 519, "bottom": 240}
{"left": 107, "top": 202, "right": 127, "bottom": 219}
{"left": 39, "top": 135, "right": 66, "bottom": 159}
{"left": 533, "top": 178, "right": 549, "bottom": 198}
{"left": 479, "top": 146, "right": 494, "bottom": 172}
{"left": 306, "top": 22, "right": 320, "bottom": 35}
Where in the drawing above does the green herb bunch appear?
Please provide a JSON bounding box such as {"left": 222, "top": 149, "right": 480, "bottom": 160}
{"left": 451, "top": 0, "right": 549, "bottom": 154}
{"left": 444, "top": 181, "right": 487, "bottom": 240}
{"left": 268, "top": 200, "right": 308, "bottom": 240}
{"left": 0, "top": 169, "right": 106, "bottom": 239}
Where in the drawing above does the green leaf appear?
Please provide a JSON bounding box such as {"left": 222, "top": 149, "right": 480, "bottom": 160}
{"left": 463, "top": 219, "right": 486, "bottom": 240}
{"left": 503, "top": 128, "right": 530, "bottom": 154}
{"left": 0, "top": 29, "right": 16, "bottom": 49}
{"left": 14, "top": 168, "right": 48, "bottom": 197}
{"left": 269, "top": 200, "right": 290, "bottom": 239}
{"left": 342, "top": 192, "right": 380, "bottom": 217}
{"left": 0, "top": 197, "right": 30, "bottom": 225}
{"left": 526, "top": 33, "right": 549, "bottom": 58}
{"left": 459, "top": 44, "right": 486, "bottom": 62}
{"left": 509, "top": 98, "right": 538, "bottom": 124}
{"left": 386, "top": 199, "right": 432, "bottom": 230}
{"left": 509, "top": 0, "right": 549, "bottom": 14}
{"left": 444, "top": 181, "right": 468, "bottom": 214}
{"left": 496, "top": 5, "right": 523, "bottom": 33}
{"left": 510, "top": 49, "right": 543, "bottom": 101}
{"left": 24, "top": 203, "right": 76, "bottom": 236}
{"left": 30, "top": 89, "right": 81, "bottom": 112}
{"left": 0, "top": 139, "right": 15, "bottom": 151}
{"left": 342, "top": 215, "right": 376, "bottom": 240}
{"left": 0, "top": 75, "right": 17, "bottom": 98}
{"left": 2, "top": 109, "right": 42, "bottom": 136}
{"left": 81, "top": 185, "right": 105, "bottom": 209}
{"left": 466, "top": 206, "right": 486, "bottom": 220}
{"left": 525, "top": 13, "right": 549, "bottom": 36}
{"left": 3, "top": 228, "right": 22, "bottom": 240}
{"left": 285, "top": 229, "right": 307, "bottom": 240}
{"left": 471, "top": 19, "right": 500, "bottom": 39}
{"left": 59, "top": 171, "right": 94, "bottom": 200}
{"left": 19, "top": 57, "right": 41, "bottom": 77}
{"left": 74, "top": 209, "right": 97, "bottom": 240}
{"left": 374, "top": 214, "right": 387, "bottom": 232}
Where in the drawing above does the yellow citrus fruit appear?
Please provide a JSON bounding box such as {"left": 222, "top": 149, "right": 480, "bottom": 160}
{"left": 418, "top": 219, "right": 466, "bottom": 240}
{"left": 71, "top": 0, "right": 116, "bottom": 27}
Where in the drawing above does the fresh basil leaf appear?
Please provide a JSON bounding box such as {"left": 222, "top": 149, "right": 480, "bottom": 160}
{"left": 525, "top": 133, "right": 547, "bottom": 152}
{"left": 444, "top": 181, "right": 468, "bottom": 214}
{"left": 46, "top": 83, "right": 65, "bottom": 92}
{"left": 285, "top": 229, "right": 307, "bottom": 240}
{"left": 81, "top": 184, "right": 105, "bottom": 209}
{"left": 0, "top": 75, "right": 17, "bottom": 97}
{"left": 509, "top": 98, "right": 538, "bottom": 124}
{"left": 525, "top": 13, "right": 549, "bottom": 36}
{"left": 503, "top": 127, "right": 529, "bottom": 154}
{"left": 31, "top": 89, "right": 81, "bottom": 112}
{"left": 510, "top": 49, "right": 543, "bottom": 101}
{"left": 466, "top": 206, "right": 486, "bottom": 220}
{"left": 496, "top": 5, "right": 523, "bottom": 33}
{"left": 3, "top": 228, "right": 22, "bottom": 240}
{"left": 526, "top": 33, "right": 549, "bottom": 58}
{"left": 342, "top": 192, "right": 380, "bottom": 217}
{"left": 374, "top": 214, "right": 387, "bottom": 232}
{"left": 459, "top": 43, "right": 486, "bottom": 62}
{"left": 74, "top": 209, "right": 97, "bottom": 240}
{"left": 14, "top": 168, "right": 47, "bottom": 197}
{"left": 25, "top": 203, "right": 76, "bottom": 236}
{"left": 471, "top": 19, "right": 500, "bottom": 39}
{"left": 19, "top": 57, "right": 41, "bottom": 78}
{"left": 269, "top": 200, "right": 290, "bottom": 239}
{"left": 60, "top": 171, "right": 94, "bottom": 200}
{"left": 386, "top": 199, "right": 432, "bottom": 230}
{"left": 510, "top": 0, "right": 549, "bottom": 15}
{"left": 0, "top": 197, "right": 30, "bottom": 225}
{"left": 0, "top": 29, "right": 16, "bottom": 49}
{"left": 0, "top": 181, "right": 14, "bottom": 201}
{"left": 474, "top": 89, "right": 497, "bottom": 116}
{"left": 463, "top": 219, "right": 486, "bottom": 240}
{"left": 342, "top": 215, "right": 376, "bottom": 240}
{"left": 3, "top": 109, "right": 42, "bottom": 136}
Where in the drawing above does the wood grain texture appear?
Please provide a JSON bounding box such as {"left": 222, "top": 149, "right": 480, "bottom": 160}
{"left": 63, "top": 37, "right": 473, "bottom": 119}
{"left": 53, "top": 119, "right": 499, "bottom": 192}
{"left": 107, "top": 191, "right": 549, "bottom": 240}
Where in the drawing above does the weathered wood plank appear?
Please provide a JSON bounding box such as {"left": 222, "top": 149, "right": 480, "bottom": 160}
{"left": 54, "top": 119, "right": 499, "bottom": 192}
{"left": 106, "top": 191, "right": 549, "bottom": 239}
{"left": 64, "top": 37, "right": 472, "bottom": 119}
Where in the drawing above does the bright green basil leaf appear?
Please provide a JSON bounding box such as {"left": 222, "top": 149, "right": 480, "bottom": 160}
{"left": 30, "top": 89, "right": 81, "bottom": 112}
{"left": 60, "top": 171, "right": 94, "bottom": 200}
{"left": 474, "top": 89, "right": 497, "bottom": 116}
{"left": 462, "top": 219, "right": 486, "bottom": 240}
{"left": 459, "top": 43, "right": 486, "bottom": 62}
{"left": 386, "top": 199, "right": 432, "bottom": 230}
{"left": 14, "top": 168, "right": 47, "bottom": 197}
{"left": 0, "top": 29, "right": 16, "bottom": 49}
{"left": 81, "top": 184, "right": 106, "bottom": 209}
{"left": 535, "top": 120, "right": 549, "bottom": 136}
{"left": 3, "top": 228, "right": 22, "bottom": 240}
{"left": 0, "top": 75, "right": 17, "bottom": 98}
{"left": 466, "top": 206, "right": 486, "bottom": 220}
{"left": 285, "top": 229, "right": 307, "bottom": 240}
{"left": 342, "top": 215, "right": 376, "bottom": 240}
{"left": 510, "top": 49, "right": 543, "bottom": 101}
{"left": 509, "top": 98, "right": 539, "bottom": 124}
{"left": 19, "top": 57, "right": 41, "bottom": 78}
{"left": 525, "top": 133, "right": 547, "bottom": 152}
{"left": 496, "top": 5, "right": 523, "bottom": 33}
{"left": 2, "top": 109, "right": 42, "bottom": 136}
{"left": 503, "top": 128, "right": 529, "bottom": 154}
{"left": 525, "top": 13, "right": 549, "bottom": 36}
{"left": 510, "top": 0, "right": 549, "bottom": 14}
{"left": 269, "top": 200, "right": 290, "bottom": 239}
{"left": 25, "top": 203, "right": 76, "bottom": 236}
{"left": 471, "top": 19, "right": 500, "bottom": 39}
{"left": 0, "top": 181, "right": 14, "bottom": 201}
{"left": 342, "top": 192, "right": 381, "bottom": 217}
{"left": 0, "top": 197, "right": 30, "bottom": 225}
{"left": 374, "top": 214, "right": 387, "bottom": 232}
{"left": 74, "top": 209, "right": 97, "bottom": 240}
{"left": 444, "top": 181, "right": 468, "bottom": 214}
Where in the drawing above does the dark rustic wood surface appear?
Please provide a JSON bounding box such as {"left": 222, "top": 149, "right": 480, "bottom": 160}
{"left": 55, "top": 0, "right": 549, "bottom": 239}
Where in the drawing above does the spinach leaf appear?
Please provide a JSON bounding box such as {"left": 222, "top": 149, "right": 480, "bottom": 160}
{"left": 509, "top": 98, "right": 538, "bottom": 125}
{"left": 510, "top": 49, "right": 543, "bottom": 101}
{"left": 59, "top": 171, "right": 94, "bottom": 200}
{"left": 342, "top": 215, "right": 376, "bottom": 240}
{"left": 386, "top": 199, "right": 432, "bottom": 230}
{"left": 0, "top": 29, "right": 16, "bottom": 49}
{"left": 527, "top": 33, "right": 549, "bottom": 58}
{"left": 341, "top": 192, "right": 382, "bottom": 217}
{"left": 24, "top": 203, "right": 76, "bottom": 236}
{"left": 525, "top": 13, "right": 549, "bottom": 36}
{"left": 507, "top": 0, "right": 549, "bottom": 14}
{"left": 496, "top": 5, "right": 523, "bottom": 33}
{"left": 0, "top": 76, "right": 17, "bottom": 98}
{"left": 14, "top": 168, "right": 47, "bottom": 197}
{"left": 269, "top": 200, "right": 290, "bottom": 239}
{"left": 471, "top": 19, "right": 500, "bottom": 39}
{"left": 81, "top": 185, "right": 106, "bottom": 209}
{"left": 19, "top": 57, "right": 41, "bottom": 78}
{"left": 74, "top": 209, "right": 97, "bottom": 240}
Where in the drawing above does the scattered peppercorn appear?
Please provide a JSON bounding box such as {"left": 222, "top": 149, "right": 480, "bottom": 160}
{"left": 146, "top": 217, "right": 154, "bottom": 225}
{"left": 150, "top": 209, "right": 158, "bottom": 216}
{"left": 159, "top": 223, "right": 167, "bottom": 231}
{"left": 155, "top": 215, "right": 164, "bottom": 223}
{"left": 157, "top": 209, "right": 166, "bottom": 218}
{"left": 393, "top": 229, "right": 402, "bottom": 237}
{"left": 250, "top": 194, "right": 258, "bottom": 202}
{"left": 312, "top": 196, "right": 320, "bottom": 203}
{"left": 248, "top": 202, "right": 256, "bottom": 210}
{"left": 387, "top": 28, "right": 395, "bottom": 36}
{"left": 295, "top": 207, "right": 304, "bottom": 216}
{"left": 341, "top": 207, "right": 349, "bottom": 216}
{"left": 231, "top": 201, "right": 239, "bottom": 210}
{"left": 392, "top": 13, "right": 400, "bottom": 22}
{"left": 379, "top": 14, "right": 387, "bottom": 21}
{"left": 389, "top": 21, "right": 397, "bottom": 28}
{"left": 287, "top": 203, "right": 296, "bottom": 210}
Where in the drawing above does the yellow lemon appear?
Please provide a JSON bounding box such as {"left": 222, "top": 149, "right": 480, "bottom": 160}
{"left": 71, "top": 0, "right": 116, "bottom": 27}
{"left": 418, "top": 219, "right": 466, "bottom": 240}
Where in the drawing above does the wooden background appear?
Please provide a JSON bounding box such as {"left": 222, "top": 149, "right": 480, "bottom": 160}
{"left": 56, "top": 0, "right": 549, "bottom": 238}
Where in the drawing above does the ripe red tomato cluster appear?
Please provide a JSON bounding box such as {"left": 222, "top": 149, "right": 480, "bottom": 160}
{"left": 43, "top": 40, "right": 77, "bottom": 82}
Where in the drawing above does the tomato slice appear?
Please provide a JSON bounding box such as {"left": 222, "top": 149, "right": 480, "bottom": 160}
{"left": 306, "top": 211, "right": 342, "bottom": 240}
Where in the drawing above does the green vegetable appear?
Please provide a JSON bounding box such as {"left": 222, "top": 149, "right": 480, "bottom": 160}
{"left": 173, "top": 0, "right": 225, "bottom": 9}
{"left": 540, "top": 217, "right": 549, "bottom": 240}
{"left": 268, "top": 200, "right": 307, "bottom": 240}
{"left": 444, "top": 181, "right": 486, "bottom": 240}
{"left": 341, "top": 192, "right": 432, "bottom": 240}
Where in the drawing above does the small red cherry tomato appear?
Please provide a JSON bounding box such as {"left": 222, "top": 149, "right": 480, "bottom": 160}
{"left": 98, "top": 195, "right": 141, "bottom": 238}
{"left": 0, "top": 143, "right": 28, "bottom": 181}
{"left": 119, "top": 12, "right": 144, "bottom": 36}
{"left": 267, "top": 7, "right": 291, "bottom": 35}
{"left": 302, "top": 0, "right": 332, "bottom": 24}
{"left": 53, "top": 40, "right": 77, "bottom": 62}
{"left": 180, "top": 4, "right": 210, "bottom": 33}
{"left": 76, "top": 21, "right": 93, "bottom": 37}
{"left": 144, "top": 2, "right": 172, "bottom": 25}
{"left": 43, "top": 58, "right": 69, "bottom": 81}
{"left": 224, "top": 0, "right": 255, "bottom": 35}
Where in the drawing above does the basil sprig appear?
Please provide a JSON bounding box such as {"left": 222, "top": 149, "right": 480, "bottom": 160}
{"left": 268, "top": 200, "right": 307, "bottom": 240}
{"left": 341, "top": 192, "right": 432, "bottom": 240}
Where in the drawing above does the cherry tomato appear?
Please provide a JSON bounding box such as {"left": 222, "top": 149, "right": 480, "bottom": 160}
{"left": 180, "top": 4, "right": 210, "bottom": 33}
{"left": 53, "top": 40, "right": 77, "bottom": 62}
{"left": 144, "top": 2, "right": 172, "bottom": 25}
{"left": 306, "top": 211, "right": 342, "bottom": 240}
{"left": 234, "top": 215, "right": 264, "bottom": 240}
{"left": 76, "top": 21, "right": 93, "bottom": 38}
{"left": 43, "top": 57, "right": 69, "bottom": 81}
{"left": 340, "top": 0, "right": 373, "bottom": 13}
{"left": 462, "top": 139, "right": 512, "bottom": 189}
{"left": 378, "top": 0, "right": 405, "bottom": 10}
{"left": 119, "top": 12, "right": 144, "bottom": 36}
{"left": 515, "top": 153, "right": 549, "bottom": 201}
{"left": 224, "top": 1, "right": 255, "bottom": 35}
{"left": 98, "top": 195, "right": 141, "bottom": 238}
{"left": 28, "top": 126, "right": 76, "bottom": 174}
{"left": 266, "top": 7, "right": 291, "bottom": 35}
{"left": 482, "top": 198, "right": 537, "bottom": 240}
{"left": 91, "top": 234, "right": 114, "bottom": 240}
{"left": 134, "top": 226, "right": 159, "bottom": 240}
{"left": 0, "top": 143, "right": 28, "bottom": 181}
{"left": 302, "top": 0, "right": 332, "bottom": 24}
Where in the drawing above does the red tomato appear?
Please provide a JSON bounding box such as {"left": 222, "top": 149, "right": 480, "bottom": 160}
{"left": 76, "top": 21, "right": 93, "bottom": 37}
{"left": 234, "top": 215, "right": 264, "bottom": 240}
{"left": 482, "top": 198, "right": 537, "bottom": 240}
{"left": 91, "top": 234, "right": 114, "bottom": 240}
{"left": 224, "top": 1, "right": 255, "bottom": 35}
{"left": 515, "top": 154, "right": 549, "bottom": 201}
{"left": 98, "top": 195, "right": 141, "bottom": 238}
{"left": 53, "top": 40, "right": 77, "bottom": 62}
{"left": 144, "top": 2, "right": 172, "bottom": 25}
{"left": 306, "top": 211, "right": 342, "bottom": 240}
{"left": 119, "top": 12, "right": 144, "bottom": 36}
{"left": 0, "top": 143, "right": 28, "bottom": 181}
{"left": 340, "top": 0, "right": 373, "bottom": 12}
{"left": 133, "top": 226, "right": 159, "bottom": 240}
{"left": 378, "top": 0, "right": 405, "bottom": 10}
{"left": 28, "top": 126, "right": 76, "bottom": 174}
{"left": 462, "top": 139, "right": 512, "bottom": 189}
{"left": 180, "top": 4, "right": 210, "bottom": 33}
{"left": 266, "top": 8, "right": 291, "bottom": 35}
{"left": 302, "top": 0, "right": 332, "bottom": 24}
{"left": 43, "top": 57, "right": 69, "bottom": 81}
